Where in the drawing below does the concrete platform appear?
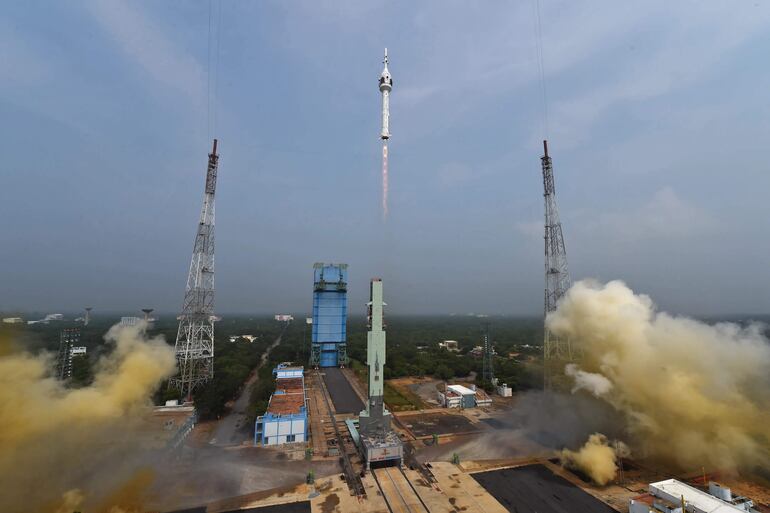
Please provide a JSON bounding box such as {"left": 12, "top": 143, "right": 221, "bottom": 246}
{"left": 322, "top": 367, "right": 364, "bottom": 414}
{"left": 399, "top": 412, "right": 480, "bottom": 438}
{"left": 471, "top": 463, "right": 617, "bottom": 513}
{"left": 427, "top": 461, "right": 508, "bottom": 513}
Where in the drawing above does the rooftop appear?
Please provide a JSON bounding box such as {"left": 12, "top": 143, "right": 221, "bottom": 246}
{"left": 266, "top": 375, "right": 306, "bottom": 416}
{"left": 650, "top": 479, "right": 746, "bottom": 513}
{"left": 447, "top": 384, "right": 476, "bottom": 395}
{"left": 266, "top": 392, "right": 305, "bottom": 416}
{"left": 275, "top": 377, "right": 304, "bottom": 393}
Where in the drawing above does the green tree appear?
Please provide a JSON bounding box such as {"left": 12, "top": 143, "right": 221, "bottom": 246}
{"left": 435, "top": 364, "right": 454, "bottom": 381}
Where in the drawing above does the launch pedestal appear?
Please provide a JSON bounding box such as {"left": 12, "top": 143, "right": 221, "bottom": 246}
{"left": 361, "top": 430, "right": 403, "bottom": 469}
{"left": 357, "top": 278, "right": 403, "bottom": 470}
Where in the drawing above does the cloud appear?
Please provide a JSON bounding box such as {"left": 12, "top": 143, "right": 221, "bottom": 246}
{"left": 581, "top": 187, "right": 719, "bottom": 245}
{"left": 549, "top": 3, "right": 770, "bottom": 147}
{"left": 83, "top": 0, "right": 205, "bottom": 105}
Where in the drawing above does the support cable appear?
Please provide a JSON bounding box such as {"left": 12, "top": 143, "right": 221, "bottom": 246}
{"left": 532, "top": 0, "right": 549, "bottom": 139}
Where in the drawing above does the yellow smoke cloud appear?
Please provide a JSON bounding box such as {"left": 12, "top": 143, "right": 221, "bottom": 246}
{"left": 549, "top": 280, "right": 770, "bottom": 479}
{"left": 0, "top": 323, "right": 176, "bottom": 513}
{"left": 560, "top": 433, "right": 627, "bottom": 485}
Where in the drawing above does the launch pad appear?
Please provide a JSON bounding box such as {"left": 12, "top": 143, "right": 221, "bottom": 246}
{"left": 360, "top": 429, "right": 403, "bottom": 469}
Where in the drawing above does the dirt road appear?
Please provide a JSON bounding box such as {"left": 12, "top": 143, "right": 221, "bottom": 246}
{"left": 209, "top": 334, "right": 282, "bottom": 446}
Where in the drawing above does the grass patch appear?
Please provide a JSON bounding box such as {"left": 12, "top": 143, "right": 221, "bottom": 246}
{"left": 384, "top": 381, "right": 420, "bottom": 411}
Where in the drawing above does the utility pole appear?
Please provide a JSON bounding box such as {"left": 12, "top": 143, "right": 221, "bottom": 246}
{"left": 170, "top": 139, "right": 219, "bottom": 401}
{"left": 482, "top": 322, "right": 494, "bottom": 386}
{"left": 57, "top": 328, "right": 80, "bottom": 380}
{"left": 541, "top": 140, "right": 574, "bottom": 389}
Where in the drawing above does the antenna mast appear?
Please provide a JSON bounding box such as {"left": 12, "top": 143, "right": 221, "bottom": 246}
{"left": 541, "top": 140, "right": 574, "bottom": 389}
{"left": 482, "top": 322, "right": 494, "bottom": 386}
{"left": 170, "top": 139, "right": 219, "bottom": 400}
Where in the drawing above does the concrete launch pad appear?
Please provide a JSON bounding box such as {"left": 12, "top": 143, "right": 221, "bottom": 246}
{"left": 321, "top": 367, "right": 363, "bottom": 414}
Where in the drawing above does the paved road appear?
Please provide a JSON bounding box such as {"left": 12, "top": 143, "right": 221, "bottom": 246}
{"left": 322, "top": 367, "right": 364, "bottom": 414}
{"left": 210, "top": 334, "right": 282, "bottom": 446}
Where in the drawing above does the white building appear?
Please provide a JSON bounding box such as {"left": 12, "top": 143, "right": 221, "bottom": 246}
{"left": 439, "top": 340, "right": 460, "bottom": 352}
{"left": 275, "top": 364, "right": 303, "bottom": 379}
{"left": 438, "top": 384, "right": 492, "bottom": 408}
{"left": 2, "top": 317, "right": 24, "bottom": 324}
{"left": 229, "top": 334, "right": 258, "bottom": 343}
{"left": 438, "top": 384, "right": 476, "bottom": 408}
{"left": 630, "top": 479, "right": 755, "bottom": 513}
{"left": 119, "top": 316, "right": 141, "bottom": 327}
{"left": 70, "top": 346, "right": 87, "bottom": 356}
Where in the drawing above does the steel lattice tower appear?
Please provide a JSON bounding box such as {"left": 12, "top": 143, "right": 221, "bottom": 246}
{"left": 170, "top": 139, "right": 219, "bottom": 400}
{"left": 541, "top": 140, "right": 574, "bottom": 388}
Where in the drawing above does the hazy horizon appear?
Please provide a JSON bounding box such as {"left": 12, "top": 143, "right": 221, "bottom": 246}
{"left": 3, "top": 2, "right": 770, "bottom": 316}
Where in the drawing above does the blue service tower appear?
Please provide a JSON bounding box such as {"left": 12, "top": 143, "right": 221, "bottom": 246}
{"left": 309, "top": 263, "right": 349, "bottom": 367}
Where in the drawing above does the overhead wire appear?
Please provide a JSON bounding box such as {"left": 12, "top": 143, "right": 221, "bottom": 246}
{"left": 207, "top": 0, "right": 213, "bottom": 141}
{"left": 214, "top": 0, "right": 222, "bottom": 137}
{"left": 206, "top": 0, "right": 222, "bottom": 141}
{"left": 532, "top": 0, "right": 549, "bottom": 139}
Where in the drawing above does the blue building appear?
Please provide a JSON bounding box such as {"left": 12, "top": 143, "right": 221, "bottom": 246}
{"left": 309, "top": 263, "right": 348, "bottom": 367}
{"left": 255, "top": 364, "right": 307, "bottom": 446}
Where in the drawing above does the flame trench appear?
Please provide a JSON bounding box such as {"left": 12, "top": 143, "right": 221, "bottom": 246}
{"left": 382, "top": 143, "right": 389, "bottom": 220}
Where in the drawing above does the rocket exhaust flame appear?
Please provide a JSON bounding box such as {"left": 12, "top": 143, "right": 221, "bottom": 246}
{"left": 382, "top": 143, "right": 388, "bottom": 220}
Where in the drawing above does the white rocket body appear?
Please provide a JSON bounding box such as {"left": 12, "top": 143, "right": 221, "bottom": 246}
{"left": 379, "top": 49, "right": 392, "bottom": 140}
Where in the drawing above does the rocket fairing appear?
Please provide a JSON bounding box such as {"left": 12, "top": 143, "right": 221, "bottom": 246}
{"left": 379, "top": 48, "right": 392, "bottom": 140}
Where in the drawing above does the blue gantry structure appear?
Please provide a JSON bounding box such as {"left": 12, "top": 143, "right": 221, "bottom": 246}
{"left": 309, "top": 263, "right": 348, "bottom": 367}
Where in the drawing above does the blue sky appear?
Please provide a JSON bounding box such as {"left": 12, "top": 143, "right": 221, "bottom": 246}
{"left": 2, "top": 1, "right": 770, "bottom": 316}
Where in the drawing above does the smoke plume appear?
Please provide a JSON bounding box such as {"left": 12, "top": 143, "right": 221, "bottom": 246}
{"left": 559, "top": 433, "right": 628, "bottom": 485}
{"left": 0, "top": 322, "right": 176, "bottom": 513}
{"left": 549, "top": 280, "right": 770, "bottom": 480}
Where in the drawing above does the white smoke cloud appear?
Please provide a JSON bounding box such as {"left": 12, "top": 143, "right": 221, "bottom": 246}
{"left": 565, "top": 363, "right": 613, "bottom": 397}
